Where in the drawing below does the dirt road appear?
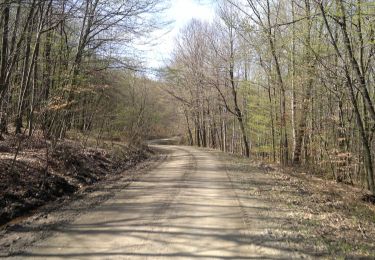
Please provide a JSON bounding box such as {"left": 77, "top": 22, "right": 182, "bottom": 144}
{"left": 8, "top": 146, "right": 307, "bottom": 259}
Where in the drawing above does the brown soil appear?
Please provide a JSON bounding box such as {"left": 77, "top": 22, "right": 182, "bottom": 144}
{"left": 0, "top": 134, "right": 151, "bottom": 227}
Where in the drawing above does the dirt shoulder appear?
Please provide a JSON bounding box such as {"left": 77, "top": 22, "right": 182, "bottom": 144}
{"left": 0, "top": 148, "right": 165, "bottom": 257}
{"left": 0, "top": 133, "right": 164, "bottom": 256}
{"left": 215, "top": 150, "right": 375, "bottom": 259}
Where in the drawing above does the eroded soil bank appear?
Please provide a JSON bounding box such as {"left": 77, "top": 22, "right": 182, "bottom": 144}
{"left": 0, "top": 135, "right": 151, "bottom": 227}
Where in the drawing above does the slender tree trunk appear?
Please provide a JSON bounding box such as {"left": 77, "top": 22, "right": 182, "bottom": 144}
{"left": 222, "top": 118, "right": 227, "bottom": 152}
{"left": 28, "top": 41, "right": 40, "bottom": 137}
{"left": 294, "top": 0, "right": 315, "bottom": 164}
{"left": 266, "top": 0, "right": 288, "bottom": 165}
{"left": 15, "top": 24, "right": 33, "bottom": 134}
{"left": 268, "top": 83, "right": 276, "bottom": 162}
{"left": 291, "top": 0, "right": 297, "bottom": 159}
{"left": 228, "top": 25, "right": 250, "bottom": 157}
{"left": 0, "top": 0, "right": 10, "bottom": 97}
{"left": 184, "top": 109, "right": 193, "bottom": 146}
{"left": 0, "top": 1, "right": 10, "bottom": 137}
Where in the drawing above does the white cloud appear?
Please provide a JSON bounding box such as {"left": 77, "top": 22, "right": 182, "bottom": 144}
{"left": 170, "top": 0, "right": 215, "bottom": 26}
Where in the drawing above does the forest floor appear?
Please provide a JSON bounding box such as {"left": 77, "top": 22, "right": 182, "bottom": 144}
{"left": 217, "top": 150, "right": 375, "bottom": 258}
{"left": 0, "top": 133, "right": 152, "bottom": 227}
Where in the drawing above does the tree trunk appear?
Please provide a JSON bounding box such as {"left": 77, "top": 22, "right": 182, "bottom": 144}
{"left": 0, "top": 0, "right": 10, "bottom": 99}
{"left": 291, "top": 0, "right": 297, "bottom": 159}
{"left": 266, "top": 0, "right": 288, "bottom": 165}
{"left": 294, "top": 0, "right": 314, "bottom": 164}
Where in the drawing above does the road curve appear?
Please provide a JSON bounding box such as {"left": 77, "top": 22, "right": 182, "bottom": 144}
{"left": 13, "top": 146, "right": 289, "bottom": 259}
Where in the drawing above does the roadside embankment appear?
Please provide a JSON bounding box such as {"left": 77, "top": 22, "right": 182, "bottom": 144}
{"left": 0, "top": 135, "right": 152, "bottom": 226}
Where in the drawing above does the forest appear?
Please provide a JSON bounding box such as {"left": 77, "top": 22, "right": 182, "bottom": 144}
{"left": 163, "top": 0, "right": 375, "bottom": 195}
{"left": 0, "top": 0, "right": 375, "bottom": 257}
{"left": 1, "top": 0, "right": 373, "bottom": 194}
{"left": 0, "top": 0, "right": 176, "bottom": 144}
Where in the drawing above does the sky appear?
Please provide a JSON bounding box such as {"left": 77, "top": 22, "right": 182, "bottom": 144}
{"left": 139, "top": 0, "right": 216, "bottom": 70}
